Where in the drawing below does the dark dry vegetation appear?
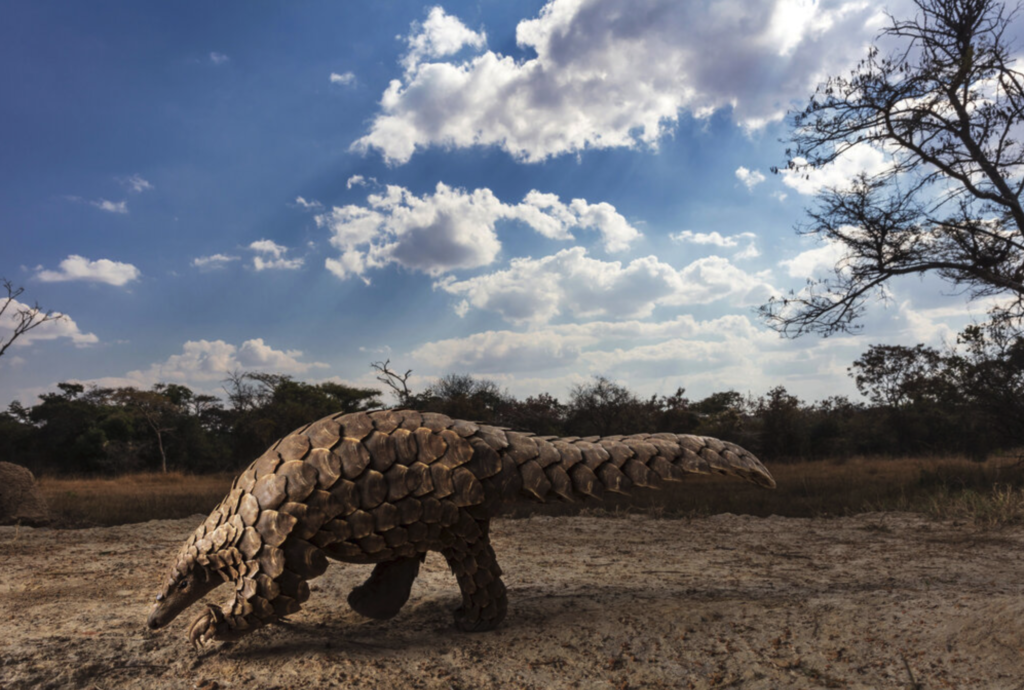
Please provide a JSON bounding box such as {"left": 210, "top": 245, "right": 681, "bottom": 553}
{"left": 3, "top": 322, "right": 1023, "bottom": 476}
{"left": 6, "top": 325, "right": 1023, "bottom": 529}
{"left": 0, "top": 323, "right": 1018, "bottom": 550}
{"left": 38, "top": 453, "right": 1024, "bottom": 528}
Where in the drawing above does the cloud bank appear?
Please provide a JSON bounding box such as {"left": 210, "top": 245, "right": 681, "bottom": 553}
{"left": 83, "top": 338, "right": 328, "bottom": 392}
{"left": 354, "top": 0, "right": 882, "bottom": 164}
{"left": 435, "top": 247, "right": 776, "bottom": 326}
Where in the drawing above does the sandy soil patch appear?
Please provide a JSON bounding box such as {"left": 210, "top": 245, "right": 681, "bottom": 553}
{"left": 1, "top": 513, "right": 1023, "bottom": 689}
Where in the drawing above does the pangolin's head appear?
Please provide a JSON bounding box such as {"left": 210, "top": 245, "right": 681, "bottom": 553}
{"left": 147, "top": 544, "right": 223, "bottom": 630}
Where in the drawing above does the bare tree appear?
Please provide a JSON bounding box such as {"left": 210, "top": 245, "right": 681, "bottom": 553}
{"left": 0, "top": 278, "right": 67, "bottom": 360}
{"left": 763, "top": 0, "right": 1024, "bottom": 336}
{"left": 370, "top": 359, "right": 414, "bottom": 406}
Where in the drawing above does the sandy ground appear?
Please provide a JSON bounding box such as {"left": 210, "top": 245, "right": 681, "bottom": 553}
{"left": 1, "top": 513, "right": 1023, "bottom": 690}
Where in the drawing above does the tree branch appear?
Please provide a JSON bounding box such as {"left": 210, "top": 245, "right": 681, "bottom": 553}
{"left": 0, "top": 278, "right": 68, "bottom": 361}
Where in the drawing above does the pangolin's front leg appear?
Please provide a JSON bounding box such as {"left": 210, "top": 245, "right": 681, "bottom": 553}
{"left": 189, "top": 561, "right": 317, "bottom": 649}
{"left": 187, "top": 597, "right": 273, "bottom": 650}
{"left": 441, "top": 513, "right": 507, "bottom": 632}
{"left": 347, "top": 555, "right": 425, "bottom": 620}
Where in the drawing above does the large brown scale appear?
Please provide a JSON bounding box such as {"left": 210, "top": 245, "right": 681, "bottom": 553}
{"left": 147, "top": 409, "right": 775, "bottom": 649}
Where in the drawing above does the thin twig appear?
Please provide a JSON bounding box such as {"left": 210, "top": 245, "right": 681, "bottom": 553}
{"left": 900, "top": 652, "right": 922, "bottom": 690}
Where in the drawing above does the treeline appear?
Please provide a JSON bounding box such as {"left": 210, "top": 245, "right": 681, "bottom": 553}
{"left": 383, "top": 322, "right": 1024, "bottom": 462}
{"left": 2, "top": 324, "right": 1022, "bottom": 475}
{"left": 0, "top": 373, "right": 382, "bottom": 475}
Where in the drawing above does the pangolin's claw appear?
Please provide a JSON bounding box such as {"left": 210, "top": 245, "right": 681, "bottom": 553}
{"left": 188, "top": 605, "right": 223, "bottom": 652}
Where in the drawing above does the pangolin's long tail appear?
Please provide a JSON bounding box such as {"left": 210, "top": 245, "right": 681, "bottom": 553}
{"left": 415, "top": 411, "right": 774, "bottom": 501}
{"left": 461, "top": 421, "right": 775, "bottom": 504}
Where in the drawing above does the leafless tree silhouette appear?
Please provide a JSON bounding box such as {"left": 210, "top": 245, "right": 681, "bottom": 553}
{"left": 763, "top": 0, "right": 1024, "bottom": 336}
{"left": 0, "top": 277, "right": 67, "bottom": 361}
{"left": 371, "top": 359, "right": 414, "bottom": 406}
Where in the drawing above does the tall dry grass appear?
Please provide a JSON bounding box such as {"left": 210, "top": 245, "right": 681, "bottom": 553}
{"left": 921, "top": 484, "right": 1024, "bottom": 526}
{"left": 503, "top": 453, "right": 1024, "bottom": 523}
{"left": 38, "top": 472, "right": 235, "bottom": 527}
{"left": 34, "top": 453, "right": 1024, "bottom": 527}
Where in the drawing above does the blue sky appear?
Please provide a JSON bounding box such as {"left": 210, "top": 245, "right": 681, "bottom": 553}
{"left": 0, "top": 0, "right": 1005, "bottom": 408}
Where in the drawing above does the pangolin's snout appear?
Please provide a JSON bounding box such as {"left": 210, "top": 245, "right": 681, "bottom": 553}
{"left": 147, "top": 606, "right": 166, "bottom": 630}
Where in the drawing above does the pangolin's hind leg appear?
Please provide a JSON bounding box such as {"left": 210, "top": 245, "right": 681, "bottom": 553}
{"left": 441, "top": 514, "right": 507, "bottom": 632}
{"left": 347, "top": 554, "right": 425, "bottom": 620}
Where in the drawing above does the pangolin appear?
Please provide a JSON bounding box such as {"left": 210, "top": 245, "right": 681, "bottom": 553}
{"left": 147, "top": 409, "right": 774, "bottom": 649}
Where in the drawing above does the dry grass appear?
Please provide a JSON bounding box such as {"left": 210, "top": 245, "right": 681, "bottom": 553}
{"left": 922, "top": 484, "right": 1024, "bottom": 526}
{"left": 502, "top": 453, "right": 1024, "bottom": 524}
{"left": 38, "top": 472, "right": 235, "bottom": 527}
{"left": 33, "top": 453, "right": 1024, "bottom": 527}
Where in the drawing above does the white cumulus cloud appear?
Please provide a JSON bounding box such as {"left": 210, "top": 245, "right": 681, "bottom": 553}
{"left": 210, "top": 52, "right": 229, "bottom": 65}
{"left": 354, "top": 0, "right": 880, "bottom": 164}
{"left": 249, "top": 240, "right": 304, "bottom": 271}
{"left": 734, "top": 242, "right": 762, "bottom": 260}
{"left": 236, "top": 338, "right": 328, "bottom": 372}
{"left": 779, "top": 238, "right": 851, "bottom": 278}
{"left": 735, "top": 167, "right": 766, "bottom": 190}
{"left": 316, "top": 183, "right": 641, "bottom": 281}
{"left": 435, "top": 247, "right": 776, "bottom": 326}
{"left": 97, "top": 338, "right": 330, "bottom": 390}
{"left": 330, "top": 71, "right": 356, "bottom": 85}
{"left": 318, "top": 183, "right": 502, "bottom": 280}
{"left": 781, "top": 144, "right": 890, "bottom": 195}
{"left": 403, "top": 6, "right": 487, "bottom": 70}
{"left": 565, "top": 199, "right": 641, "bottom": 253}
{"left": 295, "top": 196, "right": 323, "bottom": 210}
{"left": 518, "top": 191, "right": 641, "bottom": 252}
{"left": 249, "top": 240, "right": 288, "bottom": 258}
{"left": 36, "top": 255, "right": 140, "bottom": 286}
{"left": 0, "top": 298, "right": 98, "bottom": 349}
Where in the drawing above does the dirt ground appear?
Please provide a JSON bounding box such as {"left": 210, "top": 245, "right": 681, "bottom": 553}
{"left": 1, "top": 513, "right": 1023, "bottom": 690}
